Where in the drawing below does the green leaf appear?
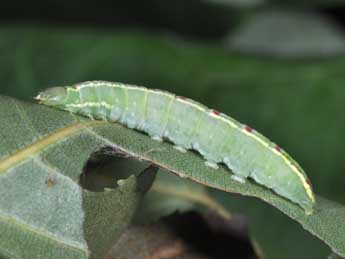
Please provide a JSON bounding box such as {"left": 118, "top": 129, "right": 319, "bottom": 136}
{"left": 0, "top": 96, "right": 156, "bottom": 259}
{"left": 2, "top": 94, "right": 343, "bottom": 257}
{"left": 82, "top": 164, "right": 157, "bottom": 259}
{"left": 128, "top": 141, "right": 345, "bottom": 257}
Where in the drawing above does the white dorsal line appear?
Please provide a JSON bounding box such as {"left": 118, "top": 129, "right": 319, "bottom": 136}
{"left": 69, "top": 82, "right": 314, "bottom": 201}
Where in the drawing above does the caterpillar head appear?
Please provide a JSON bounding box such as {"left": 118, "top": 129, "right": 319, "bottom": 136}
{"left": 36, "top": 87, "right": 68, "bottom": 106}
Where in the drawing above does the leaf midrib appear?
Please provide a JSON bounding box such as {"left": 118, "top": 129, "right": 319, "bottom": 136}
{"left": 0, "top": 121, "right": 106, "bottom": 173}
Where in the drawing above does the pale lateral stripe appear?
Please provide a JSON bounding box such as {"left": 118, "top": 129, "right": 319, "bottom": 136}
{"left": 66, "top": 102, "right": 113, "bottom": 109}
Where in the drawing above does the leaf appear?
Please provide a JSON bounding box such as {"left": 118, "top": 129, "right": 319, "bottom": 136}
{"left": 2, "top": 94, "right": 343, "bottom": 257}
{"left": 119, "top": 130, "right": 345, "bottom": 257}
{"left": 82, "top": 164, "right": 157, "bottom": 259}
{"left": 0, "top": 96, "right": 156, "bottom": 259}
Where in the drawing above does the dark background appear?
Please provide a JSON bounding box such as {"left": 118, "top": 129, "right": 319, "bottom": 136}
{"left": 1, "top": 1, "right": 345, "bottom": 39}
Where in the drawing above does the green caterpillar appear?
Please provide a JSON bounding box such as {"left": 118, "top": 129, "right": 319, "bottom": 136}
{"left": 37, "top": 81, "right": 315, "bottom": 214}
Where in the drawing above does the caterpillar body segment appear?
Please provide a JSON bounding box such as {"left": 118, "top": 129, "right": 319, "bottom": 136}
{"left": 143, "top": 89, "right": 174, "bottom": 139}
{"left": 165, "top": 97, "right": 208, "bottom": 151}
{"left": 37, "top": 81, "right": 315, "bottom": 214}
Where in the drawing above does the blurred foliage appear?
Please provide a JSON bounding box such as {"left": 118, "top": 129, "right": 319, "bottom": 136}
{"left": 136, "top": 170, "right": 232, "bottom": 223}
{"left": 228, "top": 8, "right": 345, "bottom": 58}
{"left": 137, "top": 171, "right": 267, "bottom": 258}
{"left": 206, "top": 0, "right": 345, "bottom": 7}
{"left": 109, "top": 211, "right": 260, "bottom": 259}
{"left": 1, "top": 5, "right": 345, "bottom": 257}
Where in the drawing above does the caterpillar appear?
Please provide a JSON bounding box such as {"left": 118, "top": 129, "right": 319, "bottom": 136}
{"left": 36, "top": 81, "right": 315, "bottom": 214}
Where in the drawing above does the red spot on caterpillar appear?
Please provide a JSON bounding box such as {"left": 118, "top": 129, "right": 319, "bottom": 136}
{"left": 306, "top": 177, "right": 312, "bottom": 187}
{"left": 213, "top": 109, "right": 221, "bottom": 115}
{"left": 275, "top": 145, "right": 281, "bottom": 152}
{"left": 244, "top": 126, "right": 253, "bottom": 133}
{"left": 45, "top": 176, "right": 55, "bottom": 187}
{"left": 178, "top": 96, "right": 187, "bottom": 100}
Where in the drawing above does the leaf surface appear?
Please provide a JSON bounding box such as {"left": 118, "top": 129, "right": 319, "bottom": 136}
{"left": 0, "top": 96, "right": 156, "bottom": 259}
{"left": 2, "top": 95, "right": 343, "bottom": 257}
